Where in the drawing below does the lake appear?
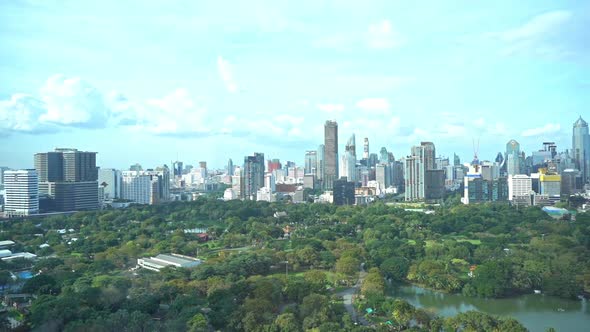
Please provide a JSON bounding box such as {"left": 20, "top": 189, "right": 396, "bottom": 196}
{"left": 389, "top": 284, "right": 590, "bottom": 332}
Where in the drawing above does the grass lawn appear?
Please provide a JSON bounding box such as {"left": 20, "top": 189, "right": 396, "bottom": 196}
{"left": 455, "top": 239, "right": 481, "bottom": 245}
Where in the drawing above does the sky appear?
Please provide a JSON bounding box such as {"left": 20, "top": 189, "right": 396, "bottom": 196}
{"left": 1, "top": 0, "right": 589, "bottom": 170}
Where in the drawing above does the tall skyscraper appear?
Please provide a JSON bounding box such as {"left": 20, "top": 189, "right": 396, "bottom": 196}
{"left": 420, "top": 142, "right": 436, "bottom": 171}
{"left": 345, "top": 134, "right": 356, "bottom": 158}
{"left": 405, "top": 146, "right": 425, "bottom": 201}
{"left": 227, "top": 159, "right": 234, "bottom": 176}
{"left": 333, "top": 177, "right": 355, "bottom": 205}
{"left": 363, "top": 137, "right": 369, "bottom": 160}
{"left": 34, "top": 148, "right": 98, "bottom": 211}
{"left": 304, "top": 150, "right": 318, "bottom": 176}
{"left": 317, "top": 144, "right": 325, "bottom": 183}
{"left": 4, "top": 169, "right": 39, "bottom": 217}
{"left": 506, "top": 139, "right": 521, "bottom": 175}
{"left": 241, "top": 153, "right": 265, "bottom": 200}
{"left": 172, "top": 161, "right": 183, "bottom": 177}
{"left": 379, "top": 147, "right": 389, "bottom": 164}
{"left": 324, "top": 120, "right": 338, "bottom": 190}
{"left": 572, "top": 116, "right": 590, "bottom": 184}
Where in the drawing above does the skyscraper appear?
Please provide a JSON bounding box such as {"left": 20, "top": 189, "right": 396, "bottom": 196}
{"left": 241, "top": 153, "right": 265, "bottom": 200}
{"left": 333, "top": 177, "right": 355, "bottom": 205}
{"left": 304, "top": 150, "right": 318, "bottom": 176}
{"left": 324, "top": 120, "right": 338, "bottom": 190}
{"left": 4, "top": 169, "right": 39, "bottom": 217}
{"left": 172, "top": 161, "right": 183, "bottom": 177}
{"left": 317, "top": 144, "right": 325, "bottom": 184}
{"left": 420, "top": 142, "right": 436, "bottom": 171}
{"left": 98, "top": 168, "right": 122, "bottom": 200}
{"left": 506, "top": 139, "right": 521, "bottom": 175}
{"left": 572, "top": 116, "right": 590, "bottom": 184}
{"left": 379, "top": 147, "right": 389, "bottom": 164}
{"left": 34, "top": 148, "right": 98, "bottom": 211}
{"left": 363, "top": 138, "right": 369, "bottom": 160}
{"left": 405, "top": 146, "right": 425, "bottom": 201}
{"left": 227, "top": 158, "right": 234, "bottom": 176}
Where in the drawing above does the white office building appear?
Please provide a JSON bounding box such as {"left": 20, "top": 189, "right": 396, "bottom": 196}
{"left": 98, "top": 168, "right": 122, "bottom": 200}
{"left": 508, "top": 174, "right": 532, "bottom": 200}
{"left": 4, "top": 170, "right": 39, "bottom": 217}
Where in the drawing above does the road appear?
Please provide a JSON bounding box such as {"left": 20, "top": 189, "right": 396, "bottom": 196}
{"left": 337, "top": 263, "right": 370, "bottom": 326}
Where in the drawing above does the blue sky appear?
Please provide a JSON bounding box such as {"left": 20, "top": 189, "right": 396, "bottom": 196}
{"left": 1, "top": 0, "right": 589, "bottom": 169}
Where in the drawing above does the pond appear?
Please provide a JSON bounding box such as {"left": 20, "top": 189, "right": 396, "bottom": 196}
{"left": 389, "top": 284, "right": 590, "bottom": 332}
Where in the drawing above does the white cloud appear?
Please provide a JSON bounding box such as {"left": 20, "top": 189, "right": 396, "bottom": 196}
{"left": 521, "top": 123, "right": 561, "bottom": 137}
{"left": 38, "top": 74, "right": 110, "bottom": 127}
{"left": 316, "top": 103, "right": 344, "bottom": 113}
{"left": 217, "top": 56, "right": 238, "bottom": 93}
{"left": 487, "top": 10, "right": 574, "bottom": 58}
{"left": 367, "top": 20, "right": 405, "bottom": 49}
{"left": 356, "top": 98, "right": 391, "bottom": 115}
{"left": 0, "top": 94, "right": 57, "bottom": 134}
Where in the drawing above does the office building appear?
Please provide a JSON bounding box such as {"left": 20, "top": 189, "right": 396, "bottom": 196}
{"left": 508, "top": 174, "right": 532, "bottom": 200}
{"left": 316, "top": 144, "right": 325, "bottom": 183}
{"left": 462, "top": 164, "right": 508, "bottom": 204}
{"left": 333, "top": 177, "right": 355, "bottom": 205}
{"left": 505, "top": 139, "right": 522, "bottom": 176}
{"left": 227, "top": 159, "right": 234, "bottom": 176}
{"left": 420, "top": 142, "right": 436, "bottom": 171}
{"left": 404, "top": 146, "right": 425, "bottom": 201}
{"left": 241, "top": 153, "right": 265, "bottom": 200}
{"left": 121, "top": 167, "right": 170, "bottom": 205}
{"left": 324, "top": 120, "right": 338, "bottom": 190}
{"left": 0, "top": 166, "right": 9, "bottom": 186}
{"left": 172, "top": 161, "right": 183, "bottom": 177}
{"left": 560, "top": 169, "right": 582, "bottom": 197}
{"left": 539, "top": 169, "right": 560, "bottom": 197}
{"left": 363, "top": 137, "right": 369, "bottom": 160}
{"left": 425, "top": 169, "right": 445, "bottom": 201}
{"left": 4, "top": 170, "right": 39, "bottom": 217}
{"left": 304, "top": 150, "right": 317, "bottom": 176}
{"left": 98, "top": 168, "right": 122, "bottom": 200}
{"left": 572, "top": 116, "right": 590, "bottom": 184}
{"left": 34, "top": 148, "right": 99, "bottom": 211}
{"left": 376, "top": 163, "right": 390, "bottom": 189}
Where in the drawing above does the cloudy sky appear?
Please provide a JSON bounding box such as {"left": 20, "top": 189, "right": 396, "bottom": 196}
{"left": 1, "top": 0, "right": 589, "bottom": 169}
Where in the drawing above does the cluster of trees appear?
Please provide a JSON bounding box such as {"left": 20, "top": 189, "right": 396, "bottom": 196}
{"left": 0, "top": 197, "right": 588, "bottom": 330}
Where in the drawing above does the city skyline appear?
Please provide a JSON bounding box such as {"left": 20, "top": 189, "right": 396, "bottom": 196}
{"left": 2, "top": 1, "right": 590, "bottom": 168}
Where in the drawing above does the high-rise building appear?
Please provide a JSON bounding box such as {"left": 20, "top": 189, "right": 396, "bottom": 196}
{"left": 316, "top": 144, "right": 325, "bottom": 182}
{"left": 375, "top": 163, "right": 390, "bottom": 189}
{"left": 425, "top": 169, "right": 445, "bottom": 202}
{"left": 172, "top": 161, "right": 183, "bottom": 177}
{"left": 241, "top": 153, "right": 265, "bottom": 200}
{"left": 508, "top": 174, "right": 532, "bottom": 200}
{"left": 454, "top": 153, "right": 461, "bottom": 166}
{"left": 267, "top": 159, "right": 282, "bottom": 173}
{"left": 324, "top": 120, "right": 338, "bottom": 190}
{"left": 333, "top": 177, "right": 355, "bottom": 205}
{"left": 572, "top": 116, "right": 590, "bottom": 184}
{"left": 345, "top": 134, "right": 356, "bottom": 159}
{"left": 363, "top": 138, "right": 369, "bottom": 160}
{"left": 304, "top": 151, "right": 318, "bottom": 176}
{"left": 129, "top": 163, "right": 143, "bottom": 171}
{"left": 227, "top": 159, "right": 234, "bottom": 176}
{"left": 121, "top": 167, "right": 170, "bottom": 205}
{"left": 98, "top": 168, "right": 122, "bottom": 200}
{"left": 420, "top": 142, "right": 436, "bottom": 171}
{"left": 404, "top": 146, "right": 425, "bottom": 201}
{"left": 4, "top": 170, "right": 39, "bottom": 217}
{"left": 0, "top": 166, "right": 9, "bottom": 186}
{"left": 34, "top": 148, "right": 98, "bottom": 211}
{"left": 561, "top": 169, "right": 582, "bottom": 196}
{"left": 505, "top": 139, "right": 521, "bottom": 176}
{"left": 379, "top": 147, "right": 389, "bottom": 164}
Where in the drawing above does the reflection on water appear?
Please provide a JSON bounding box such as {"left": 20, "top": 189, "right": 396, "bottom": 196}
{"left": 389, "top": 284, "right": 590, "bottom": 332}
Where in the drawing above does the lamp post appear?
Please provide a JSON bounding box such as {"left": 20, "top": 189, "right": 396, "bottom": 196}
{"left": 283, "top": 260, "right": 289, "bottom": 278}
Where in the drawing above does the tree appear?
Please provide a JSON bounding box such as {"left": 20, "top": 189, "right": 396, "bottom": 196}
{"left": 392, "top": 299, "right": 415, "bottom": 329}
{"left": 187, "top": 313, "right": 208, "bottom": 332}
{"left": 380, "top": 257, "right": 409, "bottom": 281}
{"left": 361, "top": 268, "right": 385, "bottom": 297}
{"left": 273, "top": 313, "right": 301, "bottom": 332}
